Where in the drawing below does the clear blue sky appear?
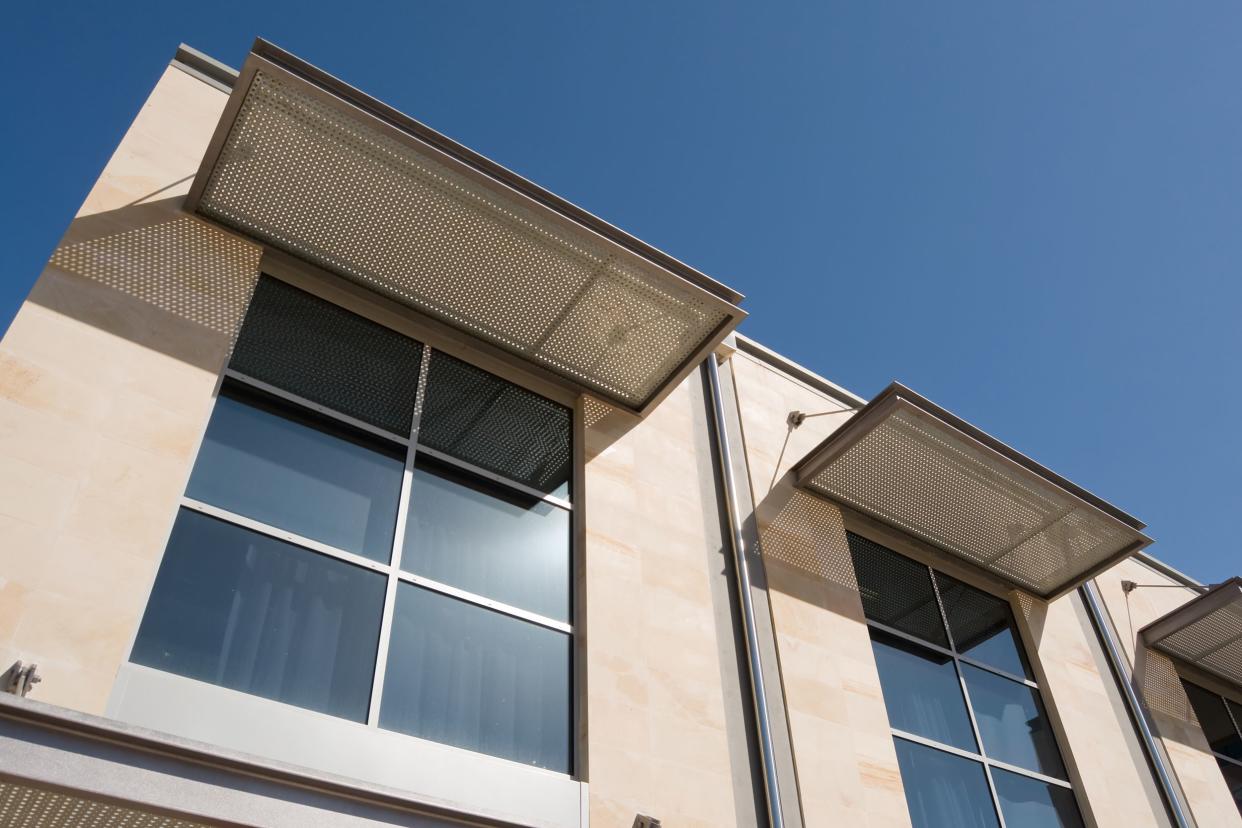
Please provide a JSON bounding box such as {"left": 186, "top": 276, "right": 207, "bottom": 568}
{"left": 3, "top": 2, "right": 1239, "bottom": 582}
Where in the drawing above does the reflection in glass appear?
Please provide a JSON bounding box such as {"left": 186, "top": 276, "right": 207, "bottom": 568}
{"left": 131, "top": 509, "right": 385, "bottom": 722}
{"left": 993, "top": 767, "right": 1085, "bottom": 828}
{"left": 1218, "top": 759, "right": 1242, "bottom": 816}
{"left": 936, "top": 572, "right": 1031, "bottom": 679}
{"left": 402, "top": 459, "right": 570, "bottom": 621}
{"left": 893, "top": 738, "right": 1000, "bottom": 828}
{"left": 848, "top": 533, "right": 949, "bottom": 647}
{"left": 962, "top": 664, "right": 1068, "bottom": 779}
{"left": 1182, "top": 681, "right": 1242, "bottom": 761}
{"left": 380, "top": 583, "right": 571, "bottom": 772}
{"left": 186, "top": 384, "right": 404, "bottom": 563}
{"left": 871, "top": 631, "right": 977, "bottom": 752}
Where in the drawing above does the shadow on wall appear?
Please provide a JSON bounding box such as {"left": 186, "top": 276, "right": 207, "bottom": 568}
{"left": 1133, "top": 645, "right": 1216, "bottom": 754}
{"left": 27, "top": 196, "right": 261, "bottom": 370}
{"left": 750, "top": 474, "right": 866, "bottom": 617}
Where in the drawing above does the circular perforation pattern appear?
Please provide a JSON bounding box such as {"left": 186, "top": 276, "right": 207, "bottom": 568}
{"left": 198, "top": 71, "right": 731, "bottom": 407}
{"left": 0, "top": 781, "right": 206, "bottom": 828}
{"left": 1157, "top": 600, "right": 1242, "bottom": 686}
{"left": 807, "top": 405, "right": 1138, "bottom": 597}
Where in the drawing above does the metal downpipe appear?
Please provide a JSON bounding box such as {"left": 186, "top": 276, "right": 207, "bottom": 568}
{"left": 1079, "top": 581, "right": 1194, "bottom": 828}
{"left": 704, "top": 355, "right": 785, "bottom": 828}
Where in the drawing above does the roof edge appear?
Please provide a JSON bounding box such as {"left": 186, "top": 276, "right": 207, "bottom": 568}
{"left": 172, "top": 44, "right": 238, "bottom": 93}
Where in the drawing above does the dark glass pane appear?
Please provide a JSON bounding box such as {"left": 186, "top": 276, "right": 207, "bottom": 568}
{"left": 962, "top": 664, "right": 1068, "bottom": 779}
{"left": 420, "top": 350, "right": 571, "bottom": 497}
{"left": 847, "top": 533, "right": 948, "bottom": 647}
{"left": 1182, "top": 682, "right": 1242, "bottom": 761}
{"left": 186, "top": 385, "right": 404, "bottom": 563}
{"left": 230, "top": 275, "right": 423, "bottom": 436}
{"left": 871, "top": 630, "right": 977, "bottom": 752}
{"left": 993, "top": 767, "right": 1085, "bottom": 828}
{"left": 380, "top": 583, "right": 571, "bottom": 772}
{"left": 1218, "top": 759, "right": 1242, "bottom": 816}
{"left": 893, "top": 738, "right": 1000, "bottom": 828}
{"left": 131, "top": 509, "right": 385, "bottom": 722}
{"left": 936, "top": 572, "right": 1031, "bottom": 679}
{"left": 403, "top": 458, "right": 570, "bottom": 621}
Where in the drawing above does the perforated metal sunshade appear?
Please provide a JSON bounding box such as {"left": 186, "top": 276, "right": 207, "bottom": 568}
{"left": 1141, "top": 578, "right": 1242, "bottom": 691}
{"left": 0, "top": 779, "right": 207, "bottom": 828}
{"left": 793, "top": 382, "right": 1151, "bottom": 600}
{"left": 186, "top": 40, "right": 744, "bottom": 415}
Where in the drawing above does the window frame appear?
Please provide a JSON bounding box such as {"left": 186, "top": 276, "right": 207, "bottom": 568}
{"left": 849, "top": 524, "right": 1088, "bottom": 827}
{"left": 1180, "top": 678, "right": 1242, "bottom": 814}
{"left": 120, "top": 263, "right": 584, "bottom": 778}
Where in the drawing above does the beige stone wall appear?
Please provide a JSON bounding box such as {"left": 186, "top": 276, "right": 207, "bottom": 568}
{"left": 1094, "top": 558, "right": 1242, "bottom": 828}
{"left": 0, "top": 65, "right": 261, "bottom": 714}
{"left": 583, "top": 372, "right": 760, "bottom": 828}
{"left": 729, "top": 351, "right": 911, "bottom": 828}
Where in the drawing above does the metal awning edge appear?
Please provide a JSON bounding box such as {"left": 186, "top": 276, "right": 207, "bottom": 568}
{"left": 792, "top": 381, "right": 1153, "bottom": 600}
{"left": 1140, "top": 577, "right": 1242, "bottom": 652}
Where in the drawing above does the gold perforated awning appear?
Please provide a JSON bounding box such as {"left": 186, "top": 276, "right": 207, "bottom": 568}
{"left": 1141, "top": 578, "right": 1242, "bottom": 690}
{"left": 792, "top": 382, "right": 1151, "bottom": 600}
{"left": 186, "top": 40, "right": 744, "bottom": 415}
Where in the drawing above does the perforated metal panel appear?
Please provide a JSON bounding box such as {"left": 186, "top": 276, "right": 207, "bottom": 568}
{"left": 847, "top": 532, "right": 948, "bottom": 646}
{"left": 190, "top": 50, "right": 744, "bottom": 413}
{"left": 0, "top": 780, "right": 206, "bottom": 828}
{"left": 1142, "top": 579, "right": 1242, "bottom": 691}
{"left": 419, "top": 350, "right": 572, "bottom": 494}
{"left": 230, "top": 275, "right": 423, "bottom": 435}
{"left": 795, "top": 383, "right": 1150, "bottom": 600}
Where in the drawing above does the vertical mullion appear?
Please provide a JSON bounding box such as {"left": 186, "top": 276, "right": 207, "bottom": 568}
{"left": 955, "top": 656, "right": 1008, "bottom": 828}
{"left": 366, "top": 347, "right": 433, "bottom": 727}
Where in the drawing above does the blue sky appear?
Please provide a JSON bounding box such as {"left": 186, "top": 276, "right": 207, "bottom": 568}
{"left": 3, "top": 2, "right": 1239, "bottom": 582}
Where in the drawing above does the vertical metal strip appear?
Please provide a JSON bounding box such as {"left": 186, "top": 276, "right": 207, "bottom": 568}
{"left": 366, "top": 347, "right": 433, "bottom": 727}
{"left": 1080, "top": 581, "right": 1194, "bottom": 828}
{"left": 705, "top": 355, "right": 784, "bottom": 828}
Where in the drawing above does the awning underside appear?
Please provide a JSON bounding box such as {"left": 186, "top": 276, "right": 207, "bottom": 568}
{"left": 794, "top": 384, "right": 1151, "bottom": 600}
{"left": 1142, "top": 579, "right": 1242, "bottom": 690}
{"left": 189, "top": 47, "right": 744, "bottom": 413}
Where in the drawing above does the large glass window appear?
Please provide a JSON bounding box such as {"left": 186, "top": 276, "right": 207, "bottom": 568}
{"left": 1181, "top": 679, "right": 1242, "bottom": 816}
{"left": 851, "top": 532, "right": 1084, "bottom": 828}
{"left": 131, "top": 276, "right": 575, "bottom": 773}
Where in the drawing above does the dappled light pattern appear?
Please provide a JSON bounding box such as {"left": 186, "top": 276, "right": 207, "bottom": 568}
{"left": 583, "top": 395, "right": 614, "bottom": 429}
{"left": 757, "top": 489, "right": 858, "bottom": 589}
{"left": 50, "top": 217, "right": 261, "bottom": 336}
{"left": 1138, "top": 648, "right": 1196, "bottom": 724}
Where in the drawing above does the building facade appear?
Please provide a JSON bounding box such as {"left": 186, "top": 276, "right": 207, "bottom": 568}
{"left": 0, "top": 40, "right": 1239, "bottom": 828}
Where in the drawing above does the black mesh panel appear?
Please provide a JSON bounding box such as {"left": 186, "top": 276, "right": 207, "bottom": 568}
{"left": 847, "top": 532, "right": 949, "bottom": 647}
{"left": 230, "top": 276, "right": 423, "bottom": 435}
{"left": 419, "top": 351, "right": 571, "bottom": 495}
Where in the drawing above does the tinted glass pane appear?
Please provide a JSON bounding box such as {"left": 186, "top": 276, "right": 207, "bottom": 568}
{"left": 1183, "top": 682, "right": 1242, "bottom": 761}
{"left": 380, "top": 583, "right": 571, "bottom": 772}
{"left": 1218, "top": 759, "right": 1242, "bottom": 816}
{"left": 186, "top": 385, "right": 404, "bottom": 563}
{"left": 131, "top": 509, "right": 385, "bottom": 721}
{"left": 893, "top": 738, "right": 1000, "bottom": 828}
{"left": 993, "top": 767, "right": 1085, "bottom": 828}
{"left": 871, "top": 630, "right": 977, "bottom": 751}
{"left": 420, "top": 350, "right": 571, "bottom": 497}
{"left": 963, "top": 664, "right": 1068, "bottom": 779}
{"left": 847, "top": 533, "right": 948, "bottom": 647}
{"left": 402, "top": 459, "right": 570, "bottom": 621}
{"left": 936, "top": 572, "right": 1031, "bottom": 679}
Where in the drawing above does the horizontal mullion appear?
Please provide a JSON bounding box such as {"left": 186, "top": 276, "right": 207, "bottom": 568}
{"left": 180, "top": 498, "right": 391, "bottom": 575}
{"left": 396, "top": 570, "right": 572, "bottom": 634}
{"left": 413, "top": 443, "right": 572, "bottom": 510}
{"left": 1215, "top": 751, "right": 1242, "bottom": 769}
{"left": 867, "top": 620, "right": 1039, "bottom": 689}
{"left": 224, "top": 369, "right": 411, "bottom": 446}
{"left": 891, "top": 729, "right": 1073, "bottom": 789}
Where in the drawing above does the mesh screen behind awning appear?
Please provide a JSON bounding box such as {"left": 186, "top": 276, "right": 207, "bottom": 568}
{"left": 185, "top": 40, "right": 744, "bottom": 415}
{"left": 792, "top": 382, "right": 1151, "bottom": 600}
{"left": 1141, "top": 578, "right": 1242, "bottom": 691}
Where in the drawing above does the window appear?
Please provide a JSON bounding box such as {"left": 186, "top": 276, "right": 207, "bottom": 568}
{"left": 131, "top": 276, "right": 574, "bottom": 773}
{"left": 1181, "top": 680, "right": 1242, "bottom": 816}
{"left": 849, "top": 533, "right": 1085, "bottom": 828}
